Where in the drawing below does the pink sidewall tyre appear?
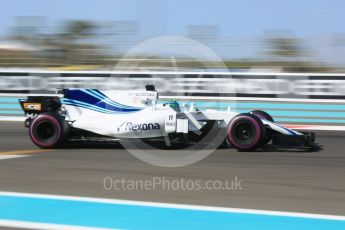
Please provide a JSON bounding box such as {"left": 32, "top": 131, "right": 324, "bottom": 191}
{"left": 227, "top": 113, "right": 265, "bottom": 151}
{"left": 29, "top": 114, "right": 66, "bottom": 149}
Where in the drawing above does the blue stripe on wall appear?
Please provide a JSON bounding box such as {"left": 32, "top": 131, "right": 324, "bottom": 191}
{"left": 0, "top": 110, "right": 23, "bottom": 115}
{"left": 0, "top": 104, "right": 21, "bottom": 109}
{"left": 0, "top": 98, "right": 19, "bottom": 103}
{"left": 273, "top": 118, "right": 345, "bottom": 123}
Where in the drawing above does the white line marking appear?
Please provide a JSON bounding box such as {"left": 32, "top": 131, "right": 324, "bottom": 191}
{"left": 0, "top": 117, "right": 25, "bottom": 122}
{"left": 1, "top": 68, "right": 345, "bottom": 76}
{"left": 5, "top": 94, "right": 345, "bottom": 104}
{"left": 0, "top": 93, "right": 63, "bottom": 97}
{"left": 161, "top": 96, "right": 345, "bottom": 104}
{"left": 0, "top": 220, "right": 115, "bottom": 230}
{"left": 2, "top": 93, "right": 345, "bottom": 103}
{"left": 0, "top": 155, "right": 29, "bottom": 160}
{"left": 0, "top": 191, "right": 344, "bottom": 221}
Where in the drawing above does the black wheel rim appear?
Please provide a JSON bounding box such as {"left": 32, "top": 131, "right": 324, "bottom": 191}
{"left": 35, "top": 120, "right": 57, "bottom": 143}
{"left": 233, "top": 121, "right": 255, "bottom": 145}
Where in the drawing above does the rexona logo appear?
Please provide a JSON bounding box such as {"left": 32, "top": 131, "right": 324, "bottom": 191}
{"left": 117, "top": 122, "right": 160, "bottom": 132}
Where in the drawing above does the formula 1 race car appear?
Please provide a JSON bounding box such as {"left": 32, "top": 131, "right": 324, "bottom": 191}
{"left": 19, "top": 85, "right": 316, "bottom": 151}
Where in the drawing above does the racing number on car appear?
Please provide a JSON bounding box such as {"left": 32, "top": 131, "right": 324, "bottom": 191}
{"left": 166, "top": 114, "right": 176, "bottom": 126}
{"left": 165, "top": 113, "right": 177, "bottom": 132}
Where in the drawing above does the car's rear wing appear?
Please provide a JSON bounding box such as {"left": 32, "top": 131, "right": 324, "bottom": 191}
{"left": 19, "top": 96, "right": 61, "bottom": 115}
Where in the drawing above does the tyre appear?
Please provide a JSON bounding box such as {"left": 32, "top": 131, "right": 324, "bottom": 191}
{"left": 250, "top": 110, "right": 274, "bottom": 146}
{"left": 29, "top": 113, "right": 68, "bottom": 148}
{"left": 227, "top": 113, "right": 265, "bottom": 151}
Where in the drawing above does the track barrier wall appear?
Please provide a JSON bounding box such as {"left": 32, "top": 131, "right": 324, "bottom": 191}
{"left": 1, "top": 70, "right": 345, "bottom": 129}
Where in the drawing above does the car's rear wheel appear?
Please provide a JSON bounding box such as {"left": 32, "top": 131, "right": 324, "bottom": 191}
{"left": 29, "top": 113, "right": 68, "bottom": 148}
{"left": 250, "top": 110, "right": 274, "bottom": 146}
{"left": 227, "top": 113, "right": 265, "bottom": 151}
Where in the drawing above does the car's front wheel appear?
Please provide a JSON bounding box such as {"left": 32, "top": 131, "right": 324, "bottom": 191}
{"left": 29, "top": 113, "right": 68, "bottom": 148}
{"left": 227, "top": 113, "right": 265, "bottom": 151}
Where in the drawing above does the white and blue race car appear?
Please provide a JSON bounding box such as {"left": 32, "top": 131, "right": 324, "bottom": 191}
{"left": 19, "top": 85, "right": 316, "bottom": 151}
